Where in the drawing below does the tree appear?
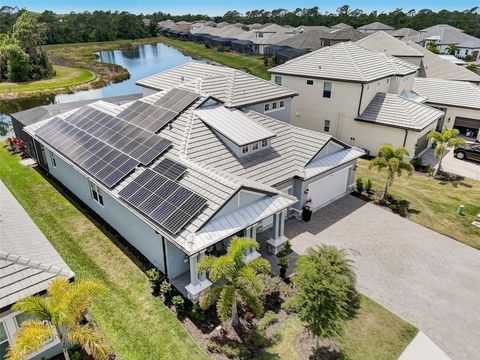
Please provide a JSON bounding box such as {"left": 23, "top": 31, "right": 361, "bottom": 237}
{"left": 197, "top": 236, "right": 270, "bottom": 327}
{"left": 369, "top": 144, "right": 413, "bottom": 199}
{"left": 6, "top": 278, "right": 110, "bottom": 360}
{"left": 427, "top": 128, "right": 466, "bottom": 175}
{"left": 286, "top": 245, "right": 356, "bottom": 347}
{"left": 446, "top": 43, "right": 459, "bottom": 55}
{"left": 426, "top": 41, "right": 440, "bottom": 54}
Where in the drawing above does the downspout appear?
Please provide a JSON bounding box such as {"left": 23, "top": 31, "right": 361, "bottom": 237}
{"left": 403, "top": 129, "right": 408, "bottom": 147}
{"left": 357, "top": 83, "right": 365, "bottom": 116}
{"left": 161, "top": 236, "right": 169, "bottom": 278}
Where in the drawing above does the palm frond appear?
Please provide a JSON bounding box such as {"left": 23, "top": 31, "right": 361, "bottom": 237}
{"left": 368, "top": 157, "right": 387, "bottom": 171}
{"left": 228, "top": 237, "right": 259, "bottom": 265}
{"left": 239, "top": 289, "right": 263, "bottom": 317}
{"left": 67, "top": 325, "right": 110, "bottom": 360}
{"left": 47, "top": 277, "right": 70, "bottom": 310}
{"left": 12, "top": 297, "right": 51, "bottom": 323}
{"left": 237, "top": 266, "right": 264, "bottom": 295}
{"left": 62, "top": 280, "right": 105, "bottom": 327}
{"left": 199, "top": 286, "right": 222, "bottom": 311}
{"left": 246, "top": 257, "right": 270, "bottom": 275}
{"left": 217, "top": 285, "right": 236, "bottom": 323}
{"left": 5, "top": 321, "right": 53, "bottom": 360}
{"left": 196, "top": 255, "right": 217, "bottom": 275}
{"left": 209, "top": 256, "right": 236, "bottom": 283}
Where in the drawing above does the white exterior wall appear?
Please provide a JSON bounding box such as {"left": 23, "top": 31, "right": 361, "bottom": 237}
{"left": 396, "top": 56, "right": 423, "bottom": 67}
{"left": 44, "top": 148, "right": 168, "bottom": 274}
{"left": 245, "top": 97, "right": 292, "bottom": 123}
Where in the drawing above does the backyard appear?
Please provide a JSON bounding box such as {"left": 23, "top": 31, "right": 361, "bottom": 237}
{"left": 356, "top": 158, "right": 480, "bottom": 249}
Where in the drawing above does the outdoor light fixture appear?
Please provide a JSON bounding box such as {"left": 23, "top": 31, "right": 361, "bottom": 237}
{"left": 304, "top": 188, "right": 309, "bottom": 195}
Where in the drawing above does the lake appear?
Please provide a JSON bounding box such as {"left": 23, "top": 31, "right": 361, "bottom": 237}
{"left": 0, "top": 42, "right": 204, "bottom": 138}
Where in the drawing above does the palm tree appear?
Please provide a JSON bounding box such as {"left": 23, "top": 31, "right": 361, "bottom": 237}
{"left": 426, "top": 41, "right": 439, "bottom": 54}
{"left": 446, "top": 43, "right": 459, "bottom": 55}
{"left": 197, "top": 236, "right": 271, "bottom": 327}
{"left": 369, "top": 144, "right": 413, "bottom": 199}
{"left": 6, "top": 278, "right": 110, "bottom": 360}
{"left": 427, "top": 127, "right": 466, "bottom": 176}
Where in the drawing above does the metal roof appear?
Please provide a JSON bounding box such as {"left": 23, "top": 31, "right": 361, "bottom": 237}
{"left": 413, "top": 78, "right": 480, "bottom": 110}
{"left": 136, "top": 62, "right": 298, "bottom": 107}
{"left": 356, "top": 92, "right": 444, "bottom": 131}
{"left": 356, "top": 31, "right": 424, "bottom": 57}
{"left": 194, "top": 105, "right": 276, "bottom": 146}
{"left": 358, "top": 22, "right": 395, "bottom": 31}
{"left": 304, "top": 148, "right": 365, "bottom": 179}
{"left": 0, "top": 180, "right": 74, "bottom": 309}
{"left": 268, "top": 42, "right": 418, "bottom": 82}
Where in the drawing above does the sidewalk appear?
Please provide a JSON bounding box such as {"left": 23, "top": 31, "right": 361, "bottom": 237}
{"left": 398, "top": 332, "right": 451, "bottom": 360}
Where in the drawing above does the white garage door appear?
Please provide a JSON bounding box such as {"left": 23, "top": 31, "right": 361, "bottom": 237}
{"left": 308, "top": 167, "right": 350, "bottom": 210}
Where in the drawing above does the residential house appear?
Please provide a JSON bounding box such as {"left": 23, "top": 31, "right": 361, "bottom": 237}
{"left": 0, "top": 180, "right": 75, "bottom": 360}
{"left": 392, "top": 27, "right": 419, "bottom": 39}
{"left": 292, "top": 25, "right": 331, "bottom": 35}
{"left": 19, "top": 66, "right": 364, "bottom": 302}
{"left": 413, "top": 78, "right": 480, "bottom": 140}
{"left": 403, "top": 24, "right": 480, "bottom": 60}
{"left": 330, "top": 23, "right": 352, "bottom": 30}
{"left": 269, "top": 42, "right": 444, "bottom": 157}
{"left": 437, "top": 55, "right": 467, "bottom": 66}
{"left": 320, "top": 27, "right": 365, "bottom": 47}
{"left": 357, "top": 21, "right": 395, "bottom": 34}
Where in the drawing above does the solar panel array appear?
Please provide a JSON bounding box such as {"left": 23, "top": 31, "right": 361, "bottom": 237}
{"left": 152, "top": 158, "right": 187, "bottom": 180}
{"left": 118, "top": 169, "right": 207, "bottom": 234}
{"left": 36, "top": 117, "right": 139, "bottom": 188}
{"left": 66, "top": 107, "right": 171, "bottom": 165}
{"left": 117, "top": 88, "right": 199, "bottom": 133}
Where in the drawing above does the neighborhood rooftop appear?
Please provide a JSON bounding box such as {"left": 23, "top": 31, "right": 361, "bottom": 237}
{"left": 356, "top": 31, "right": 424, "bottom": 57}
{"left": 357, "top": 21, "right": 395, "bottom": 31}
{"left": 404, "top": 24, "right": 480, "bottom": 48}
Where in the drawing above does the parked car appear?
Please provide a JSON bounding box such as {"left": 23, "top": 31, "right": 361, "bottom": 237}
{"left": 454, "top": 144, "right": 480, "bottom": 162}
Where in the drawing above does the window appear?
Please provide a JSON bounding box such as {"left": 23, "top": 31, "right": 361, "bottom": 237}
{"left": 279, "top": 100, "right": 285, "bottom": 108}
{"left": 89, "top": 181, "right": 104, "bottom": 206}
{"left": 258, "top": 32, "right": 263, "bottom": 38}
{"left": 324, "top": 119, "right": 331, "bottom": 133}
{"left": 272, "top": 102, "right": 277, "bottom": 110}
{"left": 50, "top": 152, "right": 57, "bottom": 167}
{"left": 0, "top": 322, "right": 9, "bottom": 360}
{"left": 323, "top": 82, "right": 332, "bottom": 98}
{"left": 264, "top": 103, "right": 270, "bottom": 112}
{"left": 274, "top": 75, "right": 282, "bottom": 86}
{"left": 306, "top": 79, "right": 314, "bottom": 85}
{"left": 252, "top": 142, "right": 259, "bottom": 151}
{"left": 15, "top": 313, "right": 35, "bottom": 328}
{"left": 242, "top": 146, "right": 249, "bottom": 154}
{"left": 261, "top": 139, "right": 268, "bottom": 147}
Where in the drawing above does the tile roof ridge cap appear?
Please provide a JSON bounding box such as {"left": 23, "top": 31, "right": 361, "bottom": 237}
{"left": 0, "top": 251, "right": 75, "bottom": 278}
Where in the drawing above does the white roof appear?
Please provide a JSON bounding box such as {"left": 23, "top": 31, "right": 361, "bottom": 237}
{"left": 356, "top": 92, "right": 444, "bottom": 131}
{"left": 356, "top": 31, "right": 424, "bottom": 57}
{"left": 194, "top": 105, "right": 276, "bottom": 146}
{"left": 269, "top": 42, "right": 418, "bottom": 82}
{"left": 413, "top": 78, "right": 480, "bottom": 110}
{"left": 0, "top": 180, "right": 74, "bottom": 309}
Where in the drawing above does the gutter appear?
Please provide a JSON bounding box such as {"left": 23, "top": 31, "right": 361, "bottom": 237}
{"left": 357, "top": 83, "right": 365, "bottom": 116}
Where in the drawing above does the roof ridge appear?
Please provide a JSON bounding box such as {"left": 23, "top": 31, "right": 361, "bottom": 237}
{"left": 343, "top": 43, "right": 368, "bottom": 81}
{"left": 0, "top": 251, "right": 75, "bottom": 279}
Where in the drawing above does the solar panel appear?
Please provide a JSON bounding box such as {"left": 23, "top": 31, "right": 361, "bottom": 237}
{"left": 36, "top": 117, "right": 139, "bottom": 189}
{"left": 152, "top": 158, "right": 187, "bottom": 180}
{"left": 118, "top": 169, "right": 207, "bottom": 234}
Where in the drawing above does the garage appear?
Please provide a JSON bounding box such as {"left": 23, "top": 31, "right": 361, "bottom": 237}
{"left": 454, "top": 117, "right": 480, "bottom": 139}
{"left": 308, "top": 166, "right": 350, "bottom": 210}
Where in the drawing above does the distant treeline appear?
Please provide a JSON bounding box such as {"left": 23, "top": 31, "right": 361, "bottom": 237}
{"left": 1, "top": 5, "right": 480, "bottom": 44}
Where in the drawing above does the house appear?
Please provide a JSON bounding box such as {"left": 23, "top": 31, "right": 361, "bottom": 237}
{"left": 269, "top": 42, "right": 444, "bottom": 157}
{"left": 357, "top": 21, "right": 395, "bottom": 34}
{"left": 19, "top": 66, "right": 364, "bottom": 302}
{"left": 356, "top": 31, "right": 424, "bottom": 66}
{"left": 292, "top": 25, "right": 331, "bottom": 35}
{"left": 330, "top": 23, "right": 352, "bottom": 30}
{"left": 320, "top": 27, "right": 365, "bottom": 47}
{"left": 136, "top": 62, "right": 297, "bottom": 123}
{"left": 437, "top": 54, "right": 467, "bottom": 66}
{"left": 0, "top": 180, "right": 75, "bottom": 360}
{"left": 392, "top": 27, "right": 419, "bottom": 39}
{"left": 413, "top": 78, "right": 480, "bottom": 141}
{"left": 403, "top": 24, "right": 480, "bottom": 60}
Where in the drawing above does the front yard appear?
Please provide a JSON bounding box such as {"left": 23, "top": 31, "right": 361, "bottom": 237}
{"left": 356, "top": 158, "right": 480, "bottom": 249}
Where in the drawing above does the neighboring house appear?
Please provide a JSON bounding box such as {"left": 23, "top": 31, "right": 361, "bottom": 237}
{"left": 437, "top": 54, "right": 467, "bottom": 66}
{"left": 356, "top": 31, "right": 425, "bottom": 66}
{"left": 136, "top": 62, "right": 297, "bottom": 123}
{"left": 403, "top": 24, "right": 480, "bottom": 60}
{"left": 357, "top": 21, "right": 395, "bottom": 34}
{"left": 320, "top": 27, "right": 365, "bottom": 46}
{"left": 330, "top": 22, "right": 353, "bottom": 30}
{"left": 269, "top": 42, "right": 444, "bottom": 157}
{"left": 413, "top": 78, "right": 480, "bottom": 141}
{"left": 19, "top": 68, "right": 364, "bottom": 302}
{"left": 0, "top": 180, "right": 75, "bottom": 360}
{"left": 292, "top": 25, "right": 331, "bottom": 35}
{"left": 392, "top": 27, "right": 419, "bottom": 39}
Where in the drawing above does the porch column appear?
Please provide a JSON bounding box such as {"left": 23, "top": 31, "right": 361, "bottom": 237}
{"left": 189, "top": 253, "right": 199, "bottom": 286}
{"left": 185, "top": 251, "right": 212, "bottom": 303}
{"left": 267, "top": 211, "right": 289, "bottom": 255}
{"left": 243, "top": 225, "right": 261, "bottom": 263}
{"left": 198, "top": 250, "right": 207, "bottom": 281}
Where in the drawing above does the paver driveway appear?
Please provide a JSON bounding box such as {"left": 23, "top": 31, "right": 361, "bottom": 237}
{"left": 284, "top": 196, "right": 480, "bottom": 360}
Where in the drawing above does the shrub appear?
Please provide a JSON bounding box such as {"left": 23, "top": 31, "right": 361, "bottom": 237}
{"left": 172, "top": 295, "right": 185, "bottom": 314}
{"left": 257, "top": 310, "right": 278, "bottom": 331}
{"left": 160, "top": 280, "right": 172, "bottom": 300}
{"left": 146, "top": 268, "right": 160, "bottom": 294}
{"left": 426, "top": 165, "right": 434, "bottom": 177}
{"left": 205, "top": 42, "right": 212, "bottom": 48}
{"left": 378, "top": 198, "right": 388, "bottom": 206}
{"left": 355, "top": 177, "right": 364, "bottom": 193}
{"left": 398, "top": 207, "right": 408, "bottom": 217}
{"left": 279, "top": 256, "right": 289, "bottom": 279}
{"left": 398, "top": 199, "right": 410, "bottom": 208}
{"left": 365, "top": 178, "right": 373, "bottom": 194}
{"left": 463, "top": 54, "right": 475, "bottom": 62}
{"left": 277, "top": 240, "right": 292, "bottom": 257}
{"left": 207, "top": 340, "right": 248, "bottom": 358}
{"left": 192, "top": 303, "right": 205, "bottom": 322}
{"left": 410, "top": 157, "right": 422, "bottom": 170}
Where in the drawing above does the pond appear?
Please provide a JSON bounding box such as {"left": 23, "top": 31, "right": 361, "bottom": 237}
{"left": 0, "top": 42, "right": 205, "bottom": 138}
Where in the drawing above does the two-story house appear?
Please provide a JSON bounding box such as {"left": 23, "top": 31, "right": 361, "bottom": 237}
{"left": 269, "top": 42, "right": 444, "bottom": 157}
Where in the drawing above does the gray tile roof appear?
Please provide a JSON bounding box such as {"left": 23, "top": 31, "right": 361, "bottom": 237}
{"left": 0, "top": 180, "right": 74, "bottom": 309}
{"left": 404, "top": 41, "right": 480, "bottom": 83}
{"left": 268, "top": 42, "right": 418, "bottom": 82}
{"left": 331, "top": 23, "right": 352, "bottom": 30}
{"left": 405, "top": 24, "right": 480, "bottom": 48}
{"left": 357, "top": 22, "right": 395, "bottom": 31}
{"left": 324, "top": 28, "right": 365, "bottom": 41}
{"left": 136, "top": 62, "right": 298, "bottom": 107}
{"left": 274, "top": 30, "right": 328, "bottom": 50}
{"left": 413, "top": 78, "right": 480, "bottom": 110}
{"left": 356, "top": 92, "right": 444, "bottom": 131}
{"left": 392, "top": 28, "right": 419, "bottom": 38}
{"left": 356, "top": 31, "right": 424, "bottom": 57}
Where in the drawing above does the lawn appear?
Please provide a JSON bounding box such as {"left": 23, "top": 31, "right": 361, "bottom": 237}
{"left": 0, "top": 148, "right": 209, "bottom": 360}
{"left": 356, "top": 158, "right": 480, "bottom": 249}
{"left": 157, "top": 35, "right": 270, "bottom": 79}
{"left": 256, "top": 296, "right": 417, "bottom": 360}
{"left": 0, "top": 65, "right": 95, "bottom": 94}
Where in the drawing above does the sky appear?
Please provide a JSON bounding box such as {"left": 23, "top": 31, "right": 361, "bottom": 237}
{"left": 2, "top": 0, "right": 479, "bottom": 16}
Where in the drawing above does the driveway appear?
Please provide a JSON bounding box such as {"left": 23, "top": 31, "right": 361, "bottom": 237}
{"left": 422, "top": 148, "right": 480, "bottom": 180}
{"left": 284, "top": 196, "right": 480, "bottom": 360}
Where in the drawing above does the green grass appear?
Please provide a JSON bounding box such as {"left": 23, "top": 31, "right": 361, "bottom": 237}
{"left": 0, "top": 148, "right": 209, "bottom": 360}
{"left": 157, "top": 35, "right": 270, "bottom": 79}
{"left": 256, "top": 296, "right": 417, "bottom": 360}
{"left": 0, "top": 65, "right": 95, "bottom": 93}
{"left": 356, "top": 158, "right": 480, "bottom": 249}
